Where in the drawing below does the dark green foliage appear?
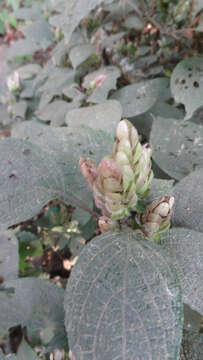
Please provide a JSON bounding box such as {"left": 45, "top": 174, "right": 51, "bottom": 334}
{"left": 0, "top": 0, "right": 203, "bottom": 358}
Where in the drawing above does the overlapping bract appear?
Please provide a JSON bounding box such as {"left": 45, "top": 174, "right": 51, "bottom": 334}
{"left": 139, "top": 196, "right": 174, "bottom": 238}
{"left": 79, "top": 119, "right": 153, "bottom": 221}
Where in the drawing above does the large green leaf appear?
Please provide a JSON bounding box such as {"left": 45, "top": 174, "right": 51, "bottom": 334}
{"left": 65, "top": 100, "right": 122, "bottom": 134}
{"left": 150, "top": 116, "right": 203, "bottom": 180}
{"left": 12, "top": 121, "right": 114, "bottom": 167}
{"left": 172, "top": 168, "right": 203, "bottom": 232}
{"left": 0, "top": 278, "right": 67, "bottom": 349}
{"left": 5, "top": 120, "right": 113, "bottom": 227}
{"left": 65, "top": 231, "right": 183, "bottom": 360}
{"left": 131, "top": 102, "right": 183, "bottom": 140}
{"left": 162, "top": 228, "right": 203, "bottom": 315}
{"left": 171, "top": 57, "right": 203, "bottom": 120}
{"left": 0, "top": 138, "right": 63, "bottom": 228}
{"left": 0, "top": 230, "right": 18, "bottom": 281}
{"left": 111, "top": 78, "right": 169, "bottom": 117}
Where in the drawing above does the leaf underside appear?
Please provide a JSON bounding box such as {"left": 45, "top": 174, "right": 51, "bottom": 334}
{"left": 65, "top": 231, "right": 183, "bottom": 360}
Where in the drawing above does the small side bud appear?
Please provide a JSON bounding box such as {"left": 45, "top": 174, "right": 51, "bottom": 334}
{"left": 98, "top": 216, "right": 118, "bottom": 233}
{"left": 140, "top": 196, "right": 174, "bottom": 238}
{"left": 79, "top": 157, "right": 97, "bottom": 189}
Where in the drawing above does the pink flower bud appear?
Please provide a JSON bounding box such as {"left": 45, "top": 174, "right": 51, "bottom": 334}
{"left": 79, "top": 157, "right": 97, "bottom": 189}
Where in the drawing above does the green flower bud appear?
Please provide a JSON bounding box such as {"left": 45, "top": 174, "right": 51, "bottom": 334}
{"left": 115, "top": 151, "right": 130, "bottom": 166}
{"left": 116, "top": 119, "right": 130, "bottom": 141}
{"left": 133, "top": 142, "right": 142, "bottom": 163}
{"left": 115, "top": 119, "right": 139, "bottom": 153}
{"left": 79, "top": 120, "right": 153, "bottom": 221}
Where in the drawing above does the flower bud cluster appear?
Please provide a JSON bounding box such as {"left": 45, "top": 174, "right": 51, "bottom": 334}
{"left": 79, "top": 120, "right": 153, "bottom": 227}
{"left": 140, "top": 196, "right": 174, "bottom": 238}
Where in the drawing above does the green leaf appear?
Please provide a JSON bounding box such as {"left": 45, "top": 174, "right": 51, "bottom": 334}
{"left": 7, "top": 39, "right": 43, "bottom": 59}
{"left": 147, "top": 178, "right": 174, "bottom": 203}
{"left": 7, "top": 20, "right": 54, "bottom": 59}
{"left": 61, "top": 0, "right": 114, "bottom": 41}
{"left": 111, "top": 78, "right": 169, "bottom": 117}
{"left": 50, "top": 39, "right": 68, "bottom": 67}
{"left": 17, "top": 231, "right": 42, "bottom": 274}
{"left": 36, "top": 68, "right": 75, "bottom": 110}
{"left": 17, "top": 339, "right": 39, "bottom": 360}
{"left": 65, "top": 100, "right": 122, "bottom": 134}
{"left": 172, "top": 168, "right": 203, "bottom": 232}
{"left": 0, "top": 138, "right": 64, "bottom": 228}
{"left": 16, "top": 64, "right": 42, "bottom": 81}
{"left": 183, "top": 304, "right": 202, "bottom": 332}
{"left": 171, "top": 57, "right": 203, "bottom": 120}
{"left": 124, "top": 14, "right": 144, "bottom": 30}
{"left": 12, "top": 6, "right": 43, "bottom": 20}
{"left": 162, "top": 228, "right": 203, "bottom": 315}
{"left": 36, "top": 100, "right": 76, "bottom": 126}
{"left": 12, "top": 120, "right": 114, "bottom": 166}
{"left": 150, "top": 116, "right": 203, "bottom": 180}
{"left": 22, "top": 19, "right": 54, "bottom": 50}
{"left": 0, "top": 278, "right": 67, "bottom": 349}
{"left": 12, "top": 101, "right": 28, "bottom": 119}
{"left": 83, "top": 66, "right": 121, "bottom": 104}
{"left": 8, "top": 16, "right": 17, "bottom": 28}
{"left": 69, "top": 44, "right": 96, "bottom": 69}
{"left": 180, "top": 330, "right": 203, "bottom": 360}
{"left": 0, "top": 230, "right": 18, "bottom": 281}
{"left": 5, "top": 120, "right": 113, "bottom": 227}
{"left": 131, "top": 102, "right": 183, "bottom": 140}
{"left": 65, "top": 231, "right": 183, "bottom": 360}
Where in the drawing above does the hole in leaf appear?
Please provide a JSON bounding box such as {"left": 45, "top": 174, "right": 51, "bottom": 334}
{"left": 188, "top": 73, "right": 192, "bottom": 78}
{"left": 181, "top": 79, "right": 186, "bottom": 84}
{"left": 184, "top": 86, "right": 188, "bottom": 89}
{"left": 188, "top": 67, "right": 192, "bottom": 71}
{"left": 193, "top": 81, "right": 199, "bottom": 88}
